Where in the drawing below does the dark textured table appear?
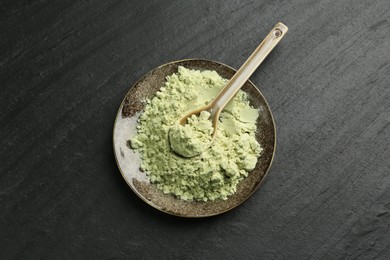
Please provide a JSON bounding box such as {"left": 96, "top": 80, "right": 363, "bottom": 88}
{"left": 1, "top": 0, "right": 389, "bottom": 259}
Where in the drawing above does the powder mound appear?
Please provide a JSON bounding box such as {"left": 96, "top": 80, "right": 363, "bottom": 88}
{"left": 169, "top": 111, "right": 213, "bottom": 158}
{"left": 130, "top": 66, "right": 262, "bottom": 202}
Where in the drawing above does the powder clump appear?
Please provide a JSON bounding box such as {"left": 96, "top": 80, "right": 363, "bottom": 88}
{"left": 131, "top": 66, "right": 262, "bottom": 201}
{"left": 169, "top": 111, "right": 213, "bottom": 158}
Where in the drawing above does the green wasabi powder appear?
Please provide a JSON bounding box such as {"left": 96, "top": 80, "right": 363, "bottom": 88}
{"left": 131, "top": 66, "right": 262, "bottom": 201}
{"left": 169, "top": 111, "right": 214, "bottom": 158}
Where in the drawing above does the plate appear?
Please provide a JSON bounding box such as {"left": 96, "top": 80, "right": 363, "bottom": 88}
{"left": 113, "top": 59, "right": 276, "bottom": 217}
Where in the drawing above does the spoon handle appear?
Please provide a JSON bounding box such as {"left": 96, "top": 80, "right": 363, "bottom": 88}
{"left": 210, "top": 22, "right": 288, "bottom": 113}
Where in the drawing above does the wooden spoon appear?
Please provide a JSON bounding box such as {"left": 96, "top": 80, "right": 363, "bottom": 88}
{"left": 171, "top": 22, "right": 288, "bottom": 157}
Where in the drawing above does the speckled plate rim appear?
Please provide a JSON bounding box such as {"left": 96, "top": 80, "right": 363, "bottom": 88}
{"left": 112, "top": 58, "right": 276, "bottom": 218}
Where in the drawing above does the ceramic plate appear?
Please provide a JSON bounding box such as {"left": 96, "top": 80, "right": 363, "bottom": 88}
{"left": 113, "top": 59, "right": 276, "bottom": 217}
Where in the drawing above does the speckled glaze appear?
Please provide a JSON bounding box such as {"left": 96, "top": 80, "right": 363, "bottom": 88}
{"left": 113, "top": 59, "right": 276, "bottom": 217}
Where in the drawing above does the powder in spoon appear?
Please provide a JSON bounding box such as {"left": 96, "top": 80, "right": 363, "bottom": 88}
{"left": 169, "top": 111, "right": 213, "bottom": 158}
{"left": 130, "top": 66, "right": 262, "bottom": 201}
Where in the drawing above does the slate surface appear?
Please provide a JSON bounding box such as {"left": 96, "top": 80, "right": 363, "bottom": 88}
{"left": 1, "top": 0, "right": 390, "bottom": 259}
